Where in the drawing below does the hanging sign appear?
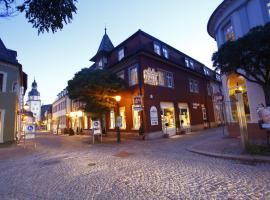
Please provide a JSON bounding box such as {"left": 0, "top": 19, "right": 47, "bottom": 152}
{"left": 150, "top": 106, "right": 159, "bottom": 126}
{"left": 133, "top": 96, "right": 143, "bottom": 111}
{"left": 143, "top": 67, "right": 159, "bottom": 86}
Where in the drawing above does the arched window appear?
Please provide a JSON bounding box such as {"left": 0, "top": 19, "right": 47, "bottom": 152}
{"left": 227, "top": 74, "right": 251, "bottom": 121}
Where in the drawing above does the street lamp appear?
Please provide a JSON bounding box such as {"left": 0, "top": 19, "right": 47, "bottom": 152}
{"left": 115, "top": 95, "right": 121, "bottom": 143}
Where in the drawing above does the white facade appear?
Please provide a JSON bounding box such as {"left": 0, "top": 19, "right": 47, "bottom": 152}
{"left": 208, "top": 0, "right": 270, "bottom": 123}
{"left": 27, "top": 80, "right": 41, "bottom": 122}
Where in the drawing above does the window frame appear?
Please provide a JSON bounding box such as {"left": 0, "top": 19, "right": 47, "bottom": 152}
{"left": 118, "top": 48, "right": 125, "bottom": 61}
{"left": 165, "top": 71, "right": 174, "bottom": 88}
{"left": 153, "top": 42, "right": 161, "bottom": 55}
{"left": 189, "top": 79, "right": 199, "bottom": 93}
{"left": 128, "top": 65, "right": 138, "bottom": 86}
{"left": 162, "top": 47, "right": 169, "bottom": 59}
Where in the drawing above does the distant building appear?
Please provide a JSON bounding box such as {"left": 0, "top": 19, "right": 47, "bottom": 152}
{"left": 87, "top": 29, "right": 221, "bottom": 138}
{"left": 0, "top": 38, "right": 27, "bottom": 143}
{"left": 207, "top": 0, "right": 270, "bottom": 140}
{"left": 41, "top": 104, "right": 52, "bottom": 131}
{"left": 27, "top": 79, "right": 41, "bottom": 122}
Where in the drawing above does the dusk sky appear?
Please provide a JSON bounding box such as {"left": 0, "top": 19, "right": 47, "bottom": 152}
{"left": 0, "top": 0, "right": 223, "bottom": 104}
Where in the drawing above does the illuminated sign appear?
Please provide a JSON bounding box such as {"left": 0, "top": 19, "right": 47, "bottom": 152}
{"left": 143, "top": 68, "right": 159, "bottom": 86}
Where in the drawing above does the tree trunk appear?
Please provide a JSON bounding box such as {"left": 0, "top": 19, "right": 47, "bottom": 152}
{"left": 263, "top": 85, "right": 270, "bottom": 107}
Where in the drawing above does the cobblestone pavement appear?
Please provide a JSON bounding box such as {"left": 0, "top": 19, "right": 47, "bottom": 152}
{"left": 1, "top": 128, "right": 270, "bottom": 200}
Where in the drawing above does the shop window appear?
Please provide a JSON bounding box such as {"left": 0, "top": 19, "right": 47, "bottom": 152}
{"left": 118, "top": 48, "right": 125, "bottom": 61}
{"left": 227, "top": 74, "right": 251, "bottom": 121}
{"left": 119, "top": 107, "right": 126, "bottom": 129}
{"left": 165, "top": 72, "right": 174, "bottom": 88}
{"left": 129, "top": 66, "right": 138, "bottom": 86}
{"left": 162, "top": 47, "right": 169, "bottom": 59}
{"left": 132, "top": 106, "right": 141, "bottom": 130}
{"left": 189, "top": 79, "right": 199, "bottom": 93}
{"left": 117, "top": 70, "right": 125, "bottom": 80}
{"left": 160, "top": 103, "right": 175, "bottom": 130}
{"left": 110, "top": 109, "right": 115, "bottom": 129}
{"left": 179, "top": 104, "right": 190, "bottom": 129}
{"left": 154, "top": 42, "right": 161, "bottom": 55}
{"left": 223, "top": 22, "right": 235, "bottom": 41}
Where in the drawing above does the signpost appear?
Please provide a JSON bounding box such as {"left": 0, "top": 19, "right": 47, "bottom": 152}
{"left": 92, "top": 120, "right": 102, "bottom": 144}
{"left": 24, "top": 124, "right": 36, "bottom": 148}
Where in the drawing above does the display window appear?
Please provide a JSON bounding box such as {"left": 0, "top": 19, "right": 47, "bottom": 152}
{"left": 178, "top": 103, "right": 190, "bottom": 129}
{"left": 132, "top": 106, "right": 141, "bottom": 130}
{"left": 160, "top": 102, "right": 175, "bottom": 133}
{"left": 119, "top": 107, "right": 126, "bottom": 129}
{"left": 110, "top": 109, "right": 115, "bottom": 129}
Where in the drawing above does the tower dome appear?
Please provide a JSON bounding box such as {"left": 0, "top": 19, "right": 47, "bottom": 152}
{"left": 28, "top": 79, "right": 40, "bottom": 97}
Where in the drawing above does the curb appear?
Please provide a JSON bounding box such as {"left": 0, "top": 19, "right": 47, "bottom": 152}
{"left": 186, "top": 147, "right": 270, "bottom": 163}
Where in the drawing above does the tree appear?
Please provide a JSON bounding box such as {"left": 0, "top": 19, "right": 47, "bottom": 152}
{"left": 0, "top": 0, "right": 77, "bottom": 34}
{"left": 212, "top": 22, "right": 270, "bottom": 106}
{"left": 67, "top": 68, "right": 127, "bottom": 117}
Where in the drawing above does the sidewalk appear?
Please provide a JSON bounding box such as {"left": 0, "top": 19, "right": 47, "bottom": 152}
{"left": 187, "top": 130, "right": 270, "bottom": 163}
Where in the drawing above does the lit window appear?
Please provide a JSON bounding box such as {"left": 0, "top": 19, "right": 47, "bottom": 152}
{"left": 0, "top": 73, "right": 3, "bottom": 92}
{"left": 132, "top": 106, "right": 141, "bottom": 130}
{"left": 204, "top": 67, "right": 210, "bottom": 75}
{"left": 223, "top": 22, "right": 235, "bottom": 41}
{"left": 119, "top": 107, "right": 126, "bottom": 129}
{"left": 118, "top": 48, "right": 124, "bottom": 61}
{"left": 162, "top": 47, "right": 169, "bottom": 59}
{"left": 154, "top": 42, "right": 161, "bottom": 55}
{"left": 165, "top": 72, "right": 174, "bottom": 88}
{"left": 129, "top": 66, "right": 138, "bottom": 86}
{"left": 110, "top": 109, "right": 115, "bottom": 129}
{"left": 117, "top": 71, "right": 125, "bottom": 79}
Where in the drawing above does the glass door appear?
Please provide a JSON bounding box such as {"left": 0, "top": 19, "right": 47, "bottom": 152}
{"left": 178, "top": 103, "right": 191, "bottom": 132}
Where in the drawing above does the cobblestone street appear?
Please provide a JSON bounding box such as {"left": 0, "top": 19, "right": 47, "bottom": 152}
{"left": 1, "top": 128, "right": 270, "bottom": 200}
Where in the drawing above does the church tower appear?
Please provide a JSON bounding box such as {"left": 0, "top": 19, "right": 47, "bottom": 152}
{"left": 27, "top": 79, "right": 41, "bottom": 122}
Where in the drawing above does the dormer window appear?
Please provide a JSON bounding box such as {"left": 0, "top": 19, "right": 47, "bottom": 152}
{"left": 189, "top": 60, "right": 194, "bottom": 69}
{"left": 223, "top": 22, "right": 235, "bottom": 41}
{"left": 118, "top": 48, "right": 125, "bottom": 61}
{"left": 185, "top": 58, "right": 189, "bottom": 67}
{"left": 98, "top": 59, "right": 103, "bottom": 68}
{"left": 204, "top": 67, "right": 210, "bottom": 76}
{"left": 154, "top": 42, "right": 161, "bottom": 55}
{"left": 162, "top": 47, "right": 169, "bottom": 59}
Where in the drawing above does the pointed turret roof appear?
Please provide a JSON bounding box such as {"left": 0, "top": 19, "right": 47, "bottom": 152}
{"left": 28, "top": 79, "right": 40, "bottom": 97}
{"left": 90, "top": 29, "right": 114, "bottom": 62}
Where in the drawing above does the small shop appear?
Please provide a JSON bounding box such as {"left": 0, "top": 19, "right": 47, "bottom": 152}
{"left": 160, "top": 102, "right": 176, "bottom": 136}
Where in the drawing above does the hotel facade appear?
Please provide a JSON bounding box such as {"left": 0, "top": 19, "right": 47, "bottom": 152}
{"left": 88, "top": 30, "right": 222, "bottom": 138}
{"left": 207, "top": 0, "right": 270, "bottom": 139}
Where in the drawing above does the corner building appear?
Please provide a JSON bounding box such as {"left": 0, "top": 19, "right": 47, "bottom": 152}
{"left": 91, "top": 30, "right": 222, "bottom": 138}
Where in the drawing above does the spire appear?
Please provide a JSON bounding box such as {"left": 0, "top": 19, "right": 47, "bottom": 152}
{"left": 90, "top": 28, "right": 114, "bottom": 62}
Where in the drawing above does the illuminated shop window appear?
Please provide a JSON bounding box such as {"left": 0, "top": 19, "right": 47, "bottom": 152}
{"left": 161, "top": 106, "right": 175, "bottom": 130}
{"left": 223, "top": 22, "right": 235, "bottom": 41}
{"left": 110, "top": 109, "right": 115, "bottom": 129}
{"left": 154, "top": 42, "right": 161, "bottom": 55}
{"left": 227, "top": 74, "right": 251, "bottom": 121}
{"left": 118, "top": 48, "right": 125, "bottom": 61}
{"left": 132, "top": 106, "right": 141, "bottom": 130}
{"left": 129, "top": 66, "right": 138, "bottom": 86}
{"left": 119, "top": 107, "right": 126, "bottom": 129}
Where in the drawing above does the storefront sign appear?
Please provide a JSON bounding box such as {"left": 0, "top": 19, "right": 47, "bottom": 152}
{"left": 192, "top": 103, "right": 200, "bottom": 109}
{"left": 133, "top": 106, "right": 142, "bottom": 111}
{"left": 143, "top": 67, "right": 159, "bottom": 86}
{"left": 150, "top": 106, "right": 158, "bottom": 126}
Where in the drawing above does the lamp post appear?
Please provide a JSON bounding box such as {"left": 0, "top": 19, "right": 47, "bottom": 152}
{"left": 115, "top": 95, "right": 121, "bottom": 143}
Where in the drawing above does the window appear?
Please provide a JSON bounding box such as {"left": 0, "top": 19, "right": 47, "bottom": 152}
{"left": 185, "top": 58, "right": 189, "bottom": 67}
{"left": 132, "top": 106, "right": 141, "bottom": 129}
{"left": 204, "top": 67, "right": 210, "bottom": 76}
{"left": 119, "top": 107, "right": 126, "bottom": 129}
{"left": 202, "top": 107, "right": 207, "bottom": 120}
{"left": 189, "top": 79, "right": 199, "bottom": 93}
{"left": 158, "top": 70, "right": 165, "bottom": 86}
{"left": 223, "top": 22, "right": 235, "bottom": 41}
{"left": 98, "top": 59, "right": 103, "bottom": 68}
{"left": 117, "top": 71, "right": 125, "bottom": 79}
{"left": 207, "top": 84, "right": 212, "bottom": 96}
{"left": 129, "top": 66, "right": 138, "bottom": 86}
{"left": 189, "top": 60, "right": 194, "bottom": 69}
{"left": 0, "top": 74, "right": 3, "bottom": 92}
{"left": 118, "top": 48, "right": 124, "bottom": 61}
{"left": 154, "top": 42, "right": 161, "bottom": 55}
{"left": 165, "top": 72, "right": 174, "bottom": 88}
{"left": 110, "top": 109, "right": 115, "bottom": 129}
{"left": 162, "top": 47, "right": 169, "bottom": 59}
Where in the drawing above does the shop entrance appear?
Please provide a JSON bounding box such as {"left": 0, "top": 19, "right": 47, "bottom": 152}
{"left": 178, "top": 103, "right": 191, "bottom": 133}
{"left": 160, "top": 102, "right": 176, "bottom": 136}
